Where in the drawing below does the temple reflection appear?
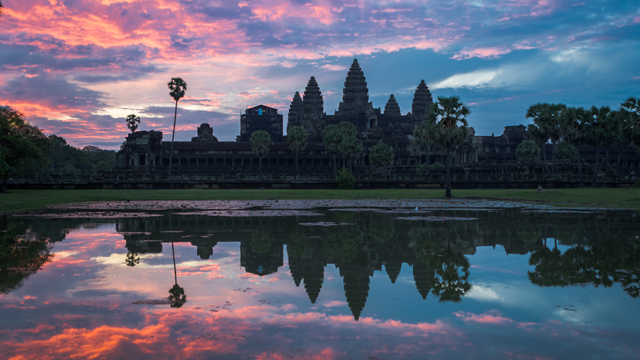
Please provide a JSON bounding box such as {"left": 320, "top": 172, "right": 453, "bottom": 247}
{"left": 2, "top": 209, "right": 639, "bottom": 321}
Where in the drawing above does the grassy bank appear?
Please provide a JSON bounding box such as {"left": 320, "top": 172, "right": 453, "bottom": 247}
{"left": 2, "top": 188, "right": 640, "bottom": 214}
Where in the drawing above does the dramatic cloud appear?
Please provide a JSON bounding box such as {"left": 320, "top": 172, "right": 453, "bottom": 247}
{"left": 0, "top": 0, "right": 639, "bottom": 147}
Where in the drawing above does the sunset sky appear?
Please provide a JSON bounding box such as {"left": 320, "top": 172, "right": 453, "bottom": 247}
{"left": 1, "top": 0, "right": 639, "bottom": 149}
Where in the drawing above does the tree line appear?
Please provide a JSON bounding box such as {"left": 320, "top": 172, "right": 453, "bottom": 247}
{"left": 0, "top": 106, "right": 116, "bottom": 192}
{"left": 516, "top": 98, "right": 640, "bottom": 187}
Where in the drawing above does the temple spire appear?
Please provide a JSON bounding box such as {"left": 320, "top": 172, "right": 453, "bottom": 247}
{"left": 301, "top": 76, "right": 324, "bottom": 135}
{"left": 385, "top": 261, "right": 402, "bottom": 284}
{"left": 287, "top": 91, "right": 303, "bottom": 133}
{"left": 411, "top": 80, "right": 434, "bottom": 121}
{"left": 341, "top": 59, "right": 369, "bottom": 107}
{"left": 384, "top": 94, "right": 401, "bottom": 117}
{"left": 413, "top": 261, "right": 435, "bottom": 300}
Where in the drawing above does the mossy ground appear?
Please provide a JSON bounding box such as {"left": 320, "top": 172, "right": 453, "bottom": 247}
{"left": 2, "top": 188, "right": 640, "bottom": 214}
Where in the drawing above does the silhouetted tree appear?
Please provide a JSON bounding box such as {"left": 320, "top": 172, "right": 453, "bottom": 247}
{"left": 339, "top": 135, "right": 363, "bottom": 171}
{"left": 430, "top": 96, "right": 470, "bottom": 198}
{"left": 560, "top": 106, "right": 588, "bottom": 187}
{"left": 126, "top": 252, "right": 140, "bottom": 267}
{"left": 0, "top": 106, "right": 50, "bottom": 192}
{"left": 556, "top": 141, "right": 577, "bottom": 161}
{"left": 250, "top": 130, "right": 271, "bottom": 179}
{"left": 621, "top": 97, "right": 640, "bottom": 149}
{"left": 287, "top": 126, "right": 308, "bottom": 174}
{"left": 338, "top": 121, "right": 357, "bottom": 168}
{"left": 126, "top": 114, "right": 140, "bottom": 133}
{"left": 321, "top": 125, "right": 342, "bottom": 174}
{"left": 168, "top": 241, "right": 187, "bottom": 308}
{"left": 585, "top": 106, "right": 612, "bottom": 187}
{"left": 515, "top": 140, "right": 541, "bottom": 161}
{"left": 368, "top": 142, "right": 394, "bottom": 174}
{"left": 414, "top": 122, "right": 436, "bottom": 166}
{"left": 168, "top": 77, "right": 187, "bottom": 175}
{"left": 250, "top": 228, "right": 272, "bottom": 255}
{"left": 527, "top": 103, "right": 565, "bottom": 175}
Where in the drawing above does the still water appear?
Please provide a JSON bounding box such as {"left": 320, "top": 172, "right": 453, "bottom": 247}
{"left": 1, "top": 200, "right": 639, "bottom": 359}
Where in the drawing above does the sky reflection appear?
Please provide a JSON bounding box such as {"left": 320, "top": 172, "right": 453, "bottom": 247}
{"left": 1, "top": 209, "right": 639, "bottom": 359}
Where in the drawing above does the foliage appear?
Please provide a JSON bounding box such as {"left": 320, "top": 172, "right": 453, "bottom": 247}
{"left": 250, "top": 228, "right": 272, "bottom": 254}
{"left": 337, "top": 167, "right": 356, "bottom": 189}
{"left": 126, "top": 114, "right": 140, "bottom": 133}
{"left": 168, "top": 284, "right": 187, "bottom": 308}
{"left": 621, "top": 97, "right": 640, "bottom": 148}
{"left": 515, "top": 140, "right": 541, "bottom": 160}
{"left": 168, "top": 78, "right": 187, "bottom": 102}
{"left": 429, "top": 96, "right": 470, "bottom": 198}
{"left": 39, "top": 135, "right": 116, "bottom": 176}
{"left": 0, "top": 106, "right": 50, "bottom": 190}
{"left": 0, "top": 225, "right": 54, "bottom": 295}
{"left": 415, "top": 163, "right": 427, "bottom": 174}
{"left": 526, "top": 103, "right": 565, "bottom": 144}
{"left": 431, "top": 248, "right": 472, "bottom": 303}
{"left": 250, "top": 130, "right": 271, "bottom": 159}
{"left": 287, "top": 126, "right": 308, "bottom": 154}
{"left": 428, "top": 162, "right": 445, "bottom": 170}
{"left": 556, "top": 141, "right": 577, "bottom": 160}
{"left": 339, "top": 135, "right": 363, "bottom": 167}
{"left": 323, "top": 229, "right": 363, "bottom": 263}
{"left": 414, "top": 122, "right": 436, "bottom": 154}
{"left": 96, "top": 161, "right": 111, "bottom": 173}
{"left": 287, "top": 232, "right": 308, "bottom": 258}
{"left": 368, "top": 142, "right": 394, "bottom": 172}
{"left": 338, "top": 121, "right": 357, "bottom": 137}
{"left": 321, "top": 125, "right": 342, "bottom": 167}
{"left": 61, "top": 164, "right": 79, "bottom": 177}
{"left": 126, "top": 252, "right": 140, "bottom": 267}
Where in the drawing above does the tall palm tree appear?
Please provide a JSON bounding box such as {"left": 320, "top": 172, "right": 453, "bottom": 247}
{"left": 526, "top": 103, "right": 565, "bottom": 175}
{"left": 430, "top": 96, "right": 470, "bottom": 198}
{"left": 167, "top": 77, "right": 187, "bottom": 175}
{"left": 585, "top": 106, "right": 611, "bottom": 187}
{"left": 168, "top": 240, "right": 187, "bottom": 308}
{"left": 560, "top": 106, "right": 588, "bottom": 187}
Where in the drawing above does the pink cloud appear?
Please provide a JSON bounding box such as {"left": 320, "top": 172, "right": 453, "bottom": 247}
{"left": 452, "top": 47, "right": 512, "bottom": 60}
{"left": 454, "top": 311, "right": 514, "bottom": 325}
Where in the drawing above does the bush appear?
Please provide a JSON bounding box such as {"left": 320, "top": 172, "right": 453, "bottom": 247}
{"left": 337, "top": 167, "right": 356, "bottom": 189}
{"left": 516, "top": 140, "right": 541, "bottom": 160}
{"left": 557, "top": 141, "right": 577, "bottom": 160}
{"left": 429, "top": 162, "right": 445, "bottom": 170}
{"left": 416, "top": 163, "right": 428, "bottom": 175}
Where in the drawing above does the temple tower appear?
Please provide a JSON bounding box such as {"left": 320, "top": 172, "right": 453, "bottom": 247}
{"left": 338, "top": 59, "right": 369, "bottom": 113}
{"left": 411, "top": 80, "right": 434, "bottom": 121}
{"left": 340, "top": 265, "right": 371, "bottom": 321}
{"left": 303, "top": 260, "right": 325, "bottom": 304}
{"left": 385, "top": 261, "right": 402, "bottom": 284}
{"left": 287, "top": 91, "right": 303, "bottom": 133}
{"left": 413, "top": 260, "right": 435, "bottom": 300}
{"left": 384, "top": 94, "right": 401, "bottom": 117}
{"left": 301, "top": 76, "right": 324, "bottom": 135}
{"left": 288, "top": 255, "right": 304, "bottom": 287}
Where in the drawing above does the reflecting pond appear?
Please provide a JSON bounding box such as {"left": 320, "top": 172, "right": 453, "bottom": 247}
{"left": 1, "top": 201, "right": 639, "bottom": 359}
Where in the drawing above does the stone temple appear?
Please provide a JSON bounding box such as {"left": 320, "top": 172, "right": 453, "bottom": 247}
{"left": 115, "top": 59, "right": 640, "bottom": 183}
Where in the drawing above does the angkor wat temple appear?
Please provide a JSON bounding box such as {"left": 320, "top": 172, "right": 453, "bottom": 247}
{"left": 112, "top": 59, "right": 639, "bottom": 186}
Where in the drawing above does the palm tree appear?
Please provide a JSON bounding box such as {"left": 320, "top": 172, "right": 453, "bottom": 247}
{"left": 414, "top": 122, "right": 436, "bottom": 166}
{"left": 167, "top": 77, "right": 187, "bottom": 175}
{"left": 585, "top": 106, "right": 611, "bottom": 187}
{"left": 250, "top": 130, "right": 271, "bottom": 179}
{"left": 287, "top": 126, "right": 308, "bottom": 174}
{"left": 321, "top": 125, "right": 342, "bottom": 174}
{"left": 560, "top": 106, "right": 588, "bottom": 187}
{"left": 430, "top": 96, "right": 470, "bottom": 198}
{"left": 527, "top": 103, "right": 565, "bottom": 175}
{"left": 338, "top": 122, "right": 357, "bottom": 168}
{"left": 621, "top": 97, "right": 640, "bottom": 149}
{"left": 125, "top": 114, "right": 140, "bottom": 133}
{"left": 168, "top": 241, "right": 187, "bottom": 308}
{"left": 339, "top": 135, "right": 363, "bottom": 171}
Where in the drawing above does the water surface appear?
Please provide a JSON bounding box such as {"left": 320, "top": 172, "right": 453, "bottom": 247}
{"left": 1, "top": 202, "right": 639, "bottom": 359}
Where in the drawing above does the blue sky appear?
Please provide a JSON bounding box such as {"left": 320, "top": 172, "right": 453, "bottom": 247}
{"left": 0, "top": 0, "right": 639, "bottom": 148}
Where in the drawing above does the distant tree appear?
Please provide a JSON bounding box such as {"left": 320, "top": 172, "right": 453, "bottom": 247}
{"left": 526, "top": 103, "right": 565, "bottom": 175}
{"left": 515, "top": 140, "right": 540, "bottom": 161}
{"left": 431, "top": 248, "right": 472, "bottom": 303}
{"left": 339, "top": 135, "right": 363, "bottom": 171}
{"left": 414, "top": 122, "right": 436, "bottom": 166}
{"left": 250, "top": 130, "right": 271, "bottom": 178}
{"left": 621, "top": 97, "right": 640, "bottom": 149}
{"left": 168, "top": 241, "right": 186, "bottom": 308}
{"left": 167, "top": 77, "right": 187, "bottom": 175}
{"left": 527, "top": 123, "right": 550, "bottom": 174}
{"left": 556, "top": 141, "right": 577, "bottom": 160}
{"left": 125, "top": 252, "right": 140, "bottom": 267}
{"left": 251, "top": 228, "right": 272, "bottom": 255}
{"left": 96, "top": 161, "right": 111, "bottom": 173}
{"left": 368, "top": 142, "right": 394, "bottom": 174}
{"left": 61, "top": 164, "right": 79, "bottom": 177}
{"left": 338, "top": 121, "right": 357, "bottom": 168}
{"left": 560, "top": 106, "right": 588, "bottom": 187}
{"left": 430, "top": 96, "right": 470, "bottom": 198}
{"left": 585, "top": 106, "right": 612, "bottom": 187}
{"left": 126, "top": 114, "right": 140, "bottom": 133}
{"left": 600, "top": 110, "right": 622, "bottom": 171}
{"left": 287, "top": 126, "right": 308, "bottom": 174}
{"left": 0, "top": 106, "right": 50, "bottom": 192}
{"left": 321, "top": 125, "right": 342, "bottom": 174}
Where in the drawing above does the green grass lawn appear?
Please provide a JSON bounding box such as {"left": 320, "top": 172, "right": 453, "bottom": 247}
{"left": 2, "top": 188, "right": 640, "bottom": 214}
